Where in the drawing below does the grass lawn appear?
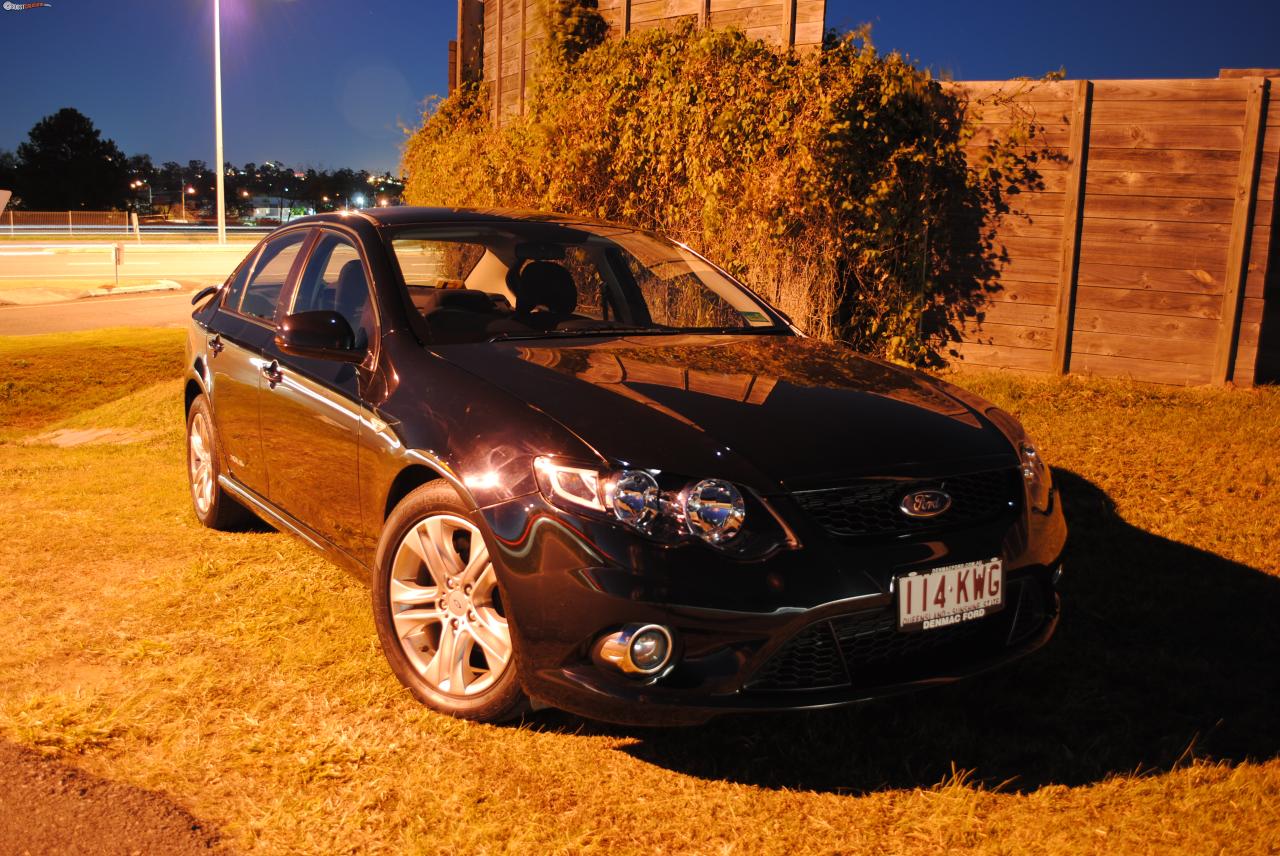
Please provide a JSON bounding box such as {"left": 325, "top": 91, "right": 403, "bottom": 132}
{"left": 0, "top": 329, "right": 1277, "bottom": 854}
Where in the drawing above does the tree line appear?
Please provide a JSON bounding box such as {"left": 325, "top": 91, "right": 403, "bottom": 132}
{"left": 0, "top": 108, "right": 403, "bottom": 218}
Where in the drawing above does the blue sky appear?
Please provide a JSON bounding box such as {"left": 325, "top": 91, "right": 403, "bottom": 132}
{"left": 0, "top": 0, "right": 1276, "bottom": 174}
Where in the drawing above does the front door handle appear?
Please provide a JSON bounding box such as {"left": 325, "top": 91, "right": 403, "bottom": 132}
{"left": 208, "top": 334, "right": 224, "bottom": 356}
{"left": 261, "top": 359, "right": 283, "bottom": 387}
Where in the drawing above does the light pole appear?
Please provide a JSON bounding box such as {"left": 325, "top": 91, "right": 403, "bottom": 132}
{"left": 213, "top": 0, "right": 227, "bottom": 244}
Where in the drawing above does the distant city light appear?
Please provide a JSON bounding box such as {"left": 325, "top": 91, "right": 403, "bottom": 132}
{"left": 354, "top": 194, "right": 366, "bottom": 207}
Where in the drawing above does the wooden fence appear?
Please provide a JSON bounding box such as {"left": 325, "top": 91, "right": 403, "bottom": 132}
{"left": 950, "top": 74, "right": 1279, "bottom": 386}
{"left": 468, "top": 0, "right": 825, "bottom": 121}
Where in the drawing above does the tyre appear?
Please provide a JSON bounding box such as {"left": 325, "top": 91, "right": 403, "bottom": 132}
{"left": 186, "top": 393, "right": 253, "bottom": 531}
{"left": 372, "top": 481, "right": 528, "bottom": 722}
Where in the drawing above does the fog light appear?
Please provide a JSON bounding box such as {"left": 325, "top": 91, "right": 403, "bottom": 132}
{"left": 592, "top": 624, "right": 674, "bottom": 677}
{"left": 629, "top": 628, "right": 670, "bottom": 671}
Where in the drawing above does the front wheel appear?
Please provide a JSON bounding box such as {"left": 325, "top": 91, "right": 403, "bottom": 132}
{"left": 372, "top": 482, "right": 528, "bottom": 722}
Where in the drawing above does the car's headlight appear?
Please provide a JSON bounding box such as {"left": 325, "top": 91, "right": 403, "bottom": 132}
{"left": 533, "top": 457, "right": 777, "bottom": 552}
{"left": 684, "top": 479, "right": 746, "bottom": 544}
{"left": 533, "top": 457, "right": 605, "bottom": 512}
{"left": 985, "top": 408, "right": 1053, "bottom": 512}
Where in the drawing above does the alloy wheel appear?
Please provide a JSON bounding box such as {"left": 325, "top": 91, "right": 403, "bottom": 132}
{"left": 389, "top": 513, "right": 511, "bottom": 696}
{"left": 188, "top": 410, "right": 215, "bottom": 516}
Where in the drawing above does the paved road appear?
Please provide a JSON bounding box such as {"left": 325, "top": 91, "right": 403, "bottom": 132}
{"left": 0, "top": 242, "right": 252, "bottom": 281}
{"left": 0, "top": 290, "right": 196, "bottom": 335}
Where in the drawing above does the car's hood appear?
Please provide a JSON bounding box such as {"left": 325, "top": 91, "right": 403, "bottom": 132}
{"left": 434, "top": 334, "right": 1016, "bottom": 491}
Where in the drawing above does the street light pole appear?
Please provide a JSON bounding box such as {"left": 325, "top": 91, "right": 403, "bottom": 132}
{"left": 213, "top": 0, "right": 227, "bottom": 244}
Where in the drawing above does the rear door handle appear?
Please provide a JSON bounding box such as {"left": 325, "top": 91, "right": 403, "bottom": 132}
{"left": 208, "top": 334, "right": 224, "bottom": 355}
{"left": 261, "top": 359, "right": 283, "bottom": 386}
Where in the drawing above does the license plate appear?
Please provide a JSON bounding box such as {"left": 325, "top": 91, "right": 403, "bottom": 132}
{"left": 897, "top": 558, "right": 1004, "bottom": 631}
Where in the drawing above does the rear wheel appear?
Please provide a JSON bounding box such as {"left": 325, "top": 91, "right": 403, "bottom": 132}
{"left": 186, "top": 393, "right": 252, "bottom": 531}
{"left": 373, "top": 482, "right": 528, "bottom": 722}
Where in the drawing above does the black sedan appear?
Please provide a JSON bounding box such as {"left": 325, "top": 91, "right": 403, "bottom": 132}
{"left": 184, "top": 207, "right": 1066, "bottom": 725}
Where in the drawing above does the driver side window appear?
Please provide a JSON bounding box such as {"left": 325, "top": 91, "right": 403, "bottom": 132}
{"left": 293, "top": 232, "right": 376, "bottom": 349}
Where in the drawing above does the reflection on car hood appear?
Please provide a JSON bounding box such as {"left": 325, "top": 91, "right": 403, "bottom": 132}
{"left": 435, "top": 334, "right": 1016, "bottom": 491}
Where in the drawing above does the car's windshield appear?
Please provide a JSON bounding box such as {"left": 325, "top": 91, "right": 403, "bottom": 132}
{"left": 387, "top": 221, "right": 783, "bottom": 344}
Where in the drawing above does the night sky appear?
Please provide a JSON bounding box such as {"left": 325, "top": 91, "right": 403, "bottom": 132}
{"left": 1, "top": 0, "right": 1277, "bottom": 174}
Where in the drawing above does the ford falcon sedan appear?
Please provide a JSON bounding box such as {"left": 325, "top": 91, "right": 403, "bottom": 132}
{"left": 183, "top": 207, "right": 1066, "bottom": 725}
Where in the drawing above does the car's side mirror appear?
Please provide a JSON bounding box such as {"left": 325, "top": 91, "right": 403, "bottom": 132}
{"left": 275, "top": 311, "right": 363, "bottom": 363}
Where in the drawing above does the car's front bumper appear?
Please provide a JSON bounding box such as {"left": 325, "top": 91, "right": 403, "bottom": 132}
{"left": 479, "top": 488, "right": 1066, "bottom": 726}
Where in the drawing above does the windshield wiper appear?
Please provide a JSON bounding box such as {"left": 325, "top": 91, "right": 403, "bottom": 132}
{"left": 487, "top": 326, "right": 661, "bottom": 343}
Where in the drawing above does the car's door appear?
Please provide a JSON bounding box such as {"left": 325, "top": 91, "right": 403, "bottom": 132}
{"left": 207, "top": 228, "right": 312, "bottom": 497}
{"left": 259, "top": 228, "right": 377, "bottom": 559}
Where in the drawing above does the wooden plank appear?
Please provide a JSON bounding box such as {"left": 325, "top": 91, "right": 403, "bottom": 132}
{"left": 994, "top": 254, "right": 1062, "bottom": 283}
{"left": 1054, "top": 80, "right": 1091, "bottom": 374}
{"left": 968, "top": 125, "right": 1072, "bottom": 148}
{"left": 1004, "top": 192, "right": 1067, "bottom": 218}
{"left": 1081, "top": 193, "right": 1247, "bottom": 224}
{"left": 1085, "top": 170, "right": 1237, "bottom": 200}
{"left": 1073, "top": 329, "right": 1215, "bottom": 364}
{"left": 983, "top": 280, "right": 1061, "bottom": 305}
{"left": 783, "top": 0, "right": 796, "bottom": 47}
{"left": 966, "top": 103, "right": 1074, "bottom": 126}
{"left": 966, "top": 301, "right": 1057, "bottom": 327}
{"left": 1076, "top": 285, "right": 1221, "bottom": 319}
{"left": 1076, "top": 237, "right": 1227, "bottom": 270}
{"left": 1077, "top": 261, "right": 1223, "bottom": 295}
{"left": 947, "top": 80, "right": 1077, "bottom": 101}
{"left": 1213, "top": 78, "right": 1269, "bottom": 384}
{"left": 988, "top": 213, "right": 1064, "bottom": 240}
{"left": 1072, "top": 307, "right": 1220, "bottom": 342}
{"left": 958, "top": 321, "right": 1054, "bottom": 350}
{"left": 1090, "top": 100, "right": 1247, "bottom": 126}
{"left": 1087, "top": 148, "right": 1244, "bottom": 176}
{"left": 1092, "top": 79, "right": 1252, "bottom": 101}
{"left": 949, "top": 341, "right": 1055, "bottom": 372}
{"left": 1068, "top": 351, "right": 1213, "bottom": 386}
{"left": 1080, "top": 217, "right": 1233, "bottom": 249}
{"left": 1088, "top": 124, "right": 1244, "bottom": 151}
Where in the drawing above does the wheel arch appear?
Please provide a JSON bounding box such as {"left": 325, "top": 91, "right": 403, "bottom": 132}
{"left": 383, "top": 463, "right": 456, "bottom": 522}
{"left": 184, "top": 375, "right": 205, "bottom": 417}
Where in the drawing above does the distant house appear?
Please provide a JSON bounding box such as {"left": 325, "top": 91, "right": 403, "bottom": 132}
{"left": 248, "top": 196, "right": 314, "bottom": 224}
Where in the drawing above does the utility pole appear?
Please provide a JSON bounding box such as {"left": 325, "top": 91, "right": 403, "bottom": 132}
{"left": 214, "top": 0, "right": 227, "bottom": 244}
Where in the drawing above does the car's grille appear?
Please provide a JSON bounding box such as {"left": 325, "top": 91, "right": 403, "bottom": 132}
{"left": 746, "top": 578, "right": 1049, "bottom": 693}
{"left": 792, "top": 468, "right": 1021, "bottom": 539}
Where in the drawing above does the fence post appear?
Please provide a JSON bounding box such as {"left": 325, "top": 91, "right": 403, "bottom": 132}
{"left": 1213, "top": 77, "right": 1269, "bottom": 385}
{"left": 68, "top": 210, "right": 73, "bottom": 236}
{"left": 494, "top": 0, "right": 504, "bottom": 123}
{"left": 1052, "top": 79, "right": 1093, "bottom": 375}
{"left": 782, "top": 0, "right": 797, "bottom": 49}
{"left": 132, "top": 212, "right": 141, "bottom": 242}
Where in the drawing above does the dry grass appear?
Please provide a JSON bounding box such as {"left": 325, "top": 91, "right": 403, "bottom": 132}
{"left": 0, "top": 330, "right": 1277, "bottom": 854}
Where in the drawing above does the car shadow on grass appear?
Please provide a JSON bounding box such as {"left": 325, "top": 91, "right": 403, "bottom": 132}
{"left": 530, "top": 469, "right": 1280, "bottom": 793}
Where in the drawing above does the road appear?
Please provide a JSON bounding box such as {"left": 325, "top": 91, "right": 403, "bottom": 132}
{"left": 0, "top": 290, "right": 195, "bottom": 334}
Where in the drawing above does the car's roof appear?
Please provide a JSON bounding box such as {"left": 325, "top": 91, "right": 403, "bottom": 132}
{"left": 288, "top": 206, "right": 622, "bottom": 231}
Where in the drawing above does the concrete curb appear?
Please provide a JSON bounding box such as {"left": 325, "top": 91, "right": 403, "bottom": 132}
{"left": 0, "top": 280, "right": 189, "bottom": 307}
{"left": 83, "top": 279, "right": 184, "bottom": 298}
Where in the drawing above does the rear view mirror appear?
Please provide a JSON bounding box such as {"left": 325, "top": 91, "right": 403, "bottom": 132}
{"left": 275, "top": 311, "right": 363, "bottom": 363}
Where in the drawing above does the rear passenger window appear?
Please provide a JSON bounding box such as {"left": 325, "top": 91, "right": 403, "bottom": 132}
{"left": 236, "top": 231, "right": 308, "bottom": 321}
{"left": 221, "top": 252, "right": 256, "bottom": 311}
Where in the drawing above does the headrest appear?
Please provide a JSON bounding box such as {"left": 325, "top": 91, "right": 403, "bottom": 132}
{"left": 515, "top": 261, "right": 577, "bottom": 315}
{"left": 412, "top": 287, "right": 495, "bottom": 316}
{"left": 335, "top": 259, "right": 364, "bottom": 293}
